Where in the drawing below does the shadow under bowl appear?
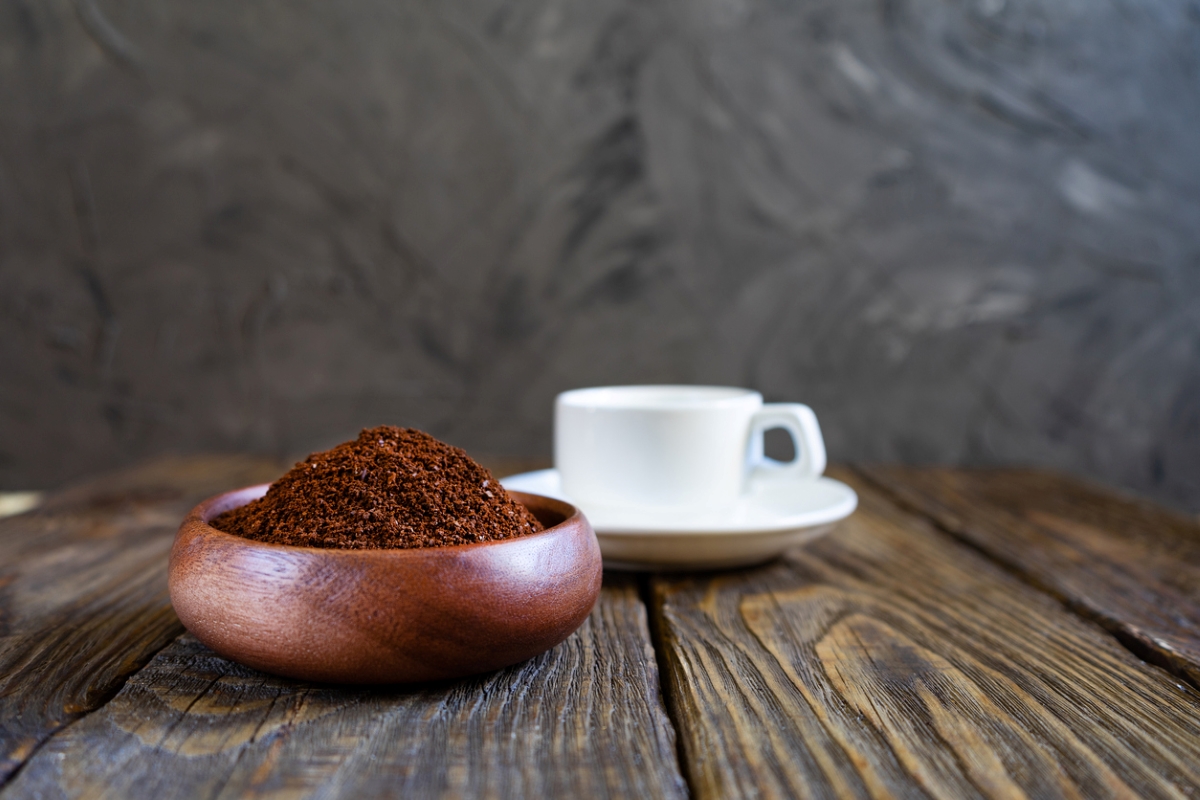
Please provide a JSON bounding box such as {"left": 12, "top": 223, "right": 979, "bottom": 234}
{"left": 168, "top": 485, "right": 602, "bottom": 684}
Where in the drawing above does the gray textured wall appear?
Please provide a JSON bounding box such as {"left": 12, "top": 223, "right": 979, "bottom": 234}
{"left": 2, "top": 0, "right": 1199, "bottom": 510}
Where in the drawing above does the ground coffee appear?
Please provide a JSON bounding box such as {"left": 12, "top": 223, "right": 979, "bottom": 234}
{"left": 212, "top": 426, "right": 544, "bottom": 549}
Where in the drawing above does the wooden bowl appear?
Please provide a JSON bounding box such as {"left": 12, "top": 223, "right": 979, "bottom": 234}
{"left": 168, "top": 485, "right": 602, "bottom": 684}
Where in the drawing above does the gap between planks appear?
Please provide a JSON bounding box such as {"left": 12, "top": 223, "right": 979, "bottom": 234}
{"left": 638, "top": 572, "right": 700, "bottom": 800}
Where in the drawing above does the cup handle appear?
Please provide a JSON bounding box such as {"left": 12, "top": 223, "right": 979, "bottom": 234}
{"left": 747, "top": 403, "right": 826, "bottom": 484}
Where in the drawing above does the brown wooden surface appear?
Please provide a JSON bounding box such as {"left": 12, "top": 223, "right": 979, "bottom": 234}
{"left": 858, "top": 465, "right": 1200, "bottom": 687}
{"left": 3, "top": 457, "right": 1200, "bottom": 798}
{"left": 5, "top": 578, "right": 686, "bottom": 799}
{"left": 651, "top": 468, "right": 1200, "bottom": 799}
{"left": 0, "top": 456, "right": 282, "bottom": 782}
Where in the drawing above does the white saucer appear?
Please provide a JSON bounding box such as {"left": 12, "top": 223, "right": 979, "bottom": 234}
{"left": 500, "top": 469, "right": 857, "bottom": 571}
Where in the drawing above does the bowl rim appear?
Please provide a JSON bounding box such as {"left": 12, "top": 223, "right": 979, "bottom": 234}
{"left": 181, "top": 483, "right": 589, "bottom": 557}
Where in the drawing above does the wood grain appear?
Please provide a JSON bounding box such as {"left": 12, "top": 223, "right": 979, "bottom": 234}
{"left": 651, "top": 468, "right": 1200, "bottom": 799}
{"left": 0, "top": 456, "right": 282, "bottom": 782}
{"left": 3, "top": 575, "right": 687, "bottom": 800}
{"left": 858, "top": 465, "right": 1200, "bottom": 687}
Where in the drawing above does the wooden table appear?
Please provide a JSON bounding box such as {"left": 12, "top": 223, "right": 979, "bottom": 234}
{"left": 2, "top": 456, "right": 1199, "bottom": 798}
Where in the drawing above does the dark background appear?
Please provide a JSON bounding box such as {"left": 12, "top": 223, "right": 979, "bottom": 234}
{"left": 2, "top": 0, "right": 1198, "bottom": 511}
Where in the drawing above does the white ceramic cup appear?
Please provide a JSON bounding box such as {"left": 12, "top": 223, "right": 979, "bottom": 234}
{"left": 554, "top": 385, "right": 826, "bottom": 510}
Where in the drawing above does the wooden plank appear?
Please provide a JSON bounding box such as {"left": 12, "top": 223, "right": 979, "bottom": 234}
{"left": 858, "top": 465, "right": 1200, "bottom": 686}
{"left": 651, "top": 468, "right": 1200, "bottom": 799}
{"left": 3, "top": 575, "right": 688, "bottom": 800}
{"left": 0, "top": 456, "right": 282, "bottom": 783}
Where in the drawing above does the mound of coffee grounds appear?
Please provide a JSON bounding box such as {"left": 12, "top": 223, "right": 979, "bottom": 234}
{"left": 211, "top": 426, "right": 544, "bottom": 549}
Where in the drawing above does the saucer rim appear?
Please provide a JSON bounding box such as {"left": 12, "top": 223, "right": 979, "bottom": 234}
{"left": 499, "top": 468, "right": 857, "bottom": 536}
